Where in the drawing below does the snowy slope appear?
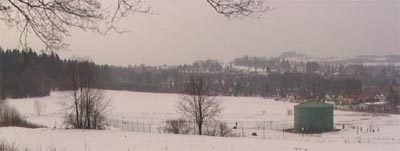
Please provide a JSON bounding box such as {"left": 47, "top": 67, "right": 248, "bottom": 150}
{"left": 1, "top": 90, "right": 400, "bottom": 151}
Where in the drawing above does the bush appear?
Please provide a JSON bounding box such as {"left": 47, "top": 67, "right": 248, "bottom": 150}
{"left": 218, "top": 122, "right": 233, "bottom": 137}
{"left": 0, "top": 140, "right": 18, "bottom": 151}
{"left": 165, "top": 119, "right": 235, "bottom": 137}
{"left": 203, "top": 122, "right": 234, "bottom": 137}
{"left": 287, "top": 109, "right": 293, "bottom": 116}
{"left": 0, "top": 103, "right": 41, "bottom": 128}
{"left": 165, "top": 119, "right": 190, "bottom": 134}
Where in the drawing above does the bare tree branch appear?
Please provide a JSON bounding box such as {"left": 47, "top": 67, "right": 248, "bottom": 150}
{"left": 0, "top": 0, "right": 151, "bottom": 52}
{"left": 206, "top": 0, "right": 271, "bottom": 19}
{"left": 0, "top": 0, "right": 269, "bottom": 52}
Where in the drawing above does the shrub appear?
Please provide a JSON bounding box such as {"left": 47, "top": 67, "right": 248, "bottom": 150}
{"left": 165, "top": 119, "right": 190, "bottom": 134}
{"left": 0, "top": 140, "right": 18, "bottom": 151}
{"left": 218, "top": 122, "right": 233, "bottom": 137}
{"left": 0, "top": 103, "right": 41, "bottom": 128}
{"left": 203, "top": 121, "right": 234, "bottom": 137}
{"left": 287, "top": 109, "right": 293, "bottom": 116}
{"left": 33, "top": 100, "right": 46, "bottom": 116}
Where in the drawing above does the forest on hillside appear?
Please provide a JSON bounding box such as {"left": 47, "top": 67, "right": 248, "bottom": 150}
{"left": 0, "top": 48, "right": 397, "bottom": 101}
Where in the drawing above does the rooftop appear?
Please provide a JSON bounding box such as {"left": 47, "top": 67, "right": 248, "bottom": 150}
{"left": 295, "top": 101, "right": 333, "bottom": 108}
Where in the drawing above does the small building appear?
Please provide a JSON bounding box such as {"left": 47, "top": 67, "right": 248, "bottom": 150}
{"left": 355, "top": 101, "right": 387, "bottom": 112}
{"left": 294, "top": 101, "right": 334, "bottom": 133}
{"left": 396, "top": 106, "right": 400, "bottom": 114}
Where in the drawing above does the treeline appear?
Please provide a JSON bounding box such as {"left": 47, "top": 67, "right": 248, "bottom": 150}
{"left": 231, "top": 55, "right": 399, "bottom": 90}
{"left": 0, "top": 49, "right": 64, "bottom": 98}
{"left": 98, "top": 65, "right": 362, "bottom": 98}
{"left": 98, "top": 57, "right": 366, "bottom": 98}
{"left": 0, "top": 48, "right": 366, "bottom": 99}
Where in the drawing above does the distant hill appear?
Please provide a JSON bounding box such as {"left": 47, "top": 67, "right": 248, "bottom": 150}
{"left": 274, "top": 51, "right": 400, "bottom": 66}
{"left": 277, "top": 51, "right": 307, "bottom": 59}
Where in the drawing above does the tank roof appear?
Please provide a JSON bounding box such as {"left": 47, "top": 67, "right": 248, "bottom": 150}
{"left": 295, "top": 101, "right": 333, "bottom": 108}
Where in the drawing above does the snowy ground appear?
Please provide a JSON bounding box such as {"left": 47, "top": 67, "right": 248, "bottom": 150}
{"left": 1, "top": 127, "right": 398, "bottom": 151}
{"left": 1, "top": 90, "right": 400, "bottom": 151}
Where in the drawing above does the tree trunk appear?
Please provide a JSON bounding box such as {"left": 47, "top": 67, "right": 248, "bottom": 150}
{"left": 198, "top": 122, "right": 202, "bottom": 135}
{"left": 86, "top": 91, "right": 91, "bottom": 129}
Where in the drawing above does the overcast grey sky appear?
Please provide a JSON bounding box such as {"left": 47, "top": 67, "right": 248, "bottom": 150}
{"left": 0, "top": 0, "right": 399, "bottom": 65}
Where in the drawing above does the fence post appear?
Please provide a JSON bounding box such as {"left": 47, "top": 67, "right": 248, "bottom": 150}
{"left": 128, "top": 121, "right": 131, "bottom": 131}
{"left": 263, "top": 121, "right": 266, "bottom": 139}
{"left": 132, "top": 121, "right": 135, "bottom": 132}
{"left": 137, "top": 122, "right": 140, "bottom": 132}
{"left": 282, "top": 123, "right": 285, "bottom": 139}
{"left": 149, "top": 124, "right": 152, "bottom": 133}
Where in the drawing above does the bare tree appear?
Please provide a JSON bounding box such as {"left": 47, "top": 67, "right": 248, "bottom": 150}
{"left": 63, "top": 59, "right": 111, "bottom": 129}
{"left": 177, "top": 73, "right": 222, "bottom": 135}
{"left": 0, "top": 0, "right": 267, "bottom": 51}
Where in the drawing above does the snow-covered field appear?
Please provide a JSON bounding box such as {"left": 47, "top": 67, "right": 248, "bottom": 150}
{"left": 1, "top": 90, "right": 400, "bottom": 151}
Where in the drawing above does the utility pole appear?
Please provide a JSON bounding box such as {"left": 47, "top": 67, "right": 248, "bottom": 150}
{"left": 0, "top": 50, "right": 2, "bottom": 101}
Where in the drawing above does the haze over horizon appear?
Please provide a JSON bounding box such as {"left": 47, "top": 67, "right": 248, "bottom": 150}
{"left": 0, "top": 0, "right": 399, "bottom": 66}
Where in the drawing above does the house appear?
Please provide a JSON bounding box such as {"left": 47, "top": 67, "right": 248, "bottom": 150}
{"left": 355, "top": 101, "right": 388, "bottom": 112}
{"left": 396, "top": 106, "right": 400, "bottom": 114}
{"left": 336, "top": 94, "right": 362, "bottom": 106}
{"left": 323, "top": 94, "right": 336, "bottom": 105}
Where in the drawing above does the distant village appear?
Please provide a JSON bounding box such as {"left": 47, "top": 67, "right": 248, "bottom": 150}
{"left": 233, "top": 52, "right": 400, "bottom": 114}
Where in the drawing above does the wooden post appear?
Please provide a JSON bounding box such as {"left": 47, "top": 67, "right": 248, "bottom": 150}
{"left": 263, "top": 121, "right": 266, "bottom": 139}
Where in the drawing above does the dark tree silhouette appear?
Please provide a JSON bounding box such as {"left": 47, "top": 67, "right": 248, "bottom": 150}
{"left": 387, "top": 82, "right": 400, "bottom": 112}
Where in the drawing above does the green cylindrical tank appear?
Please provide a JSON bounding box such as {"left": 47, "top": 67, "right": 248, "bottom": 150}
{"left": 294, "top": 101, "right": 334, "bottom": 133}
